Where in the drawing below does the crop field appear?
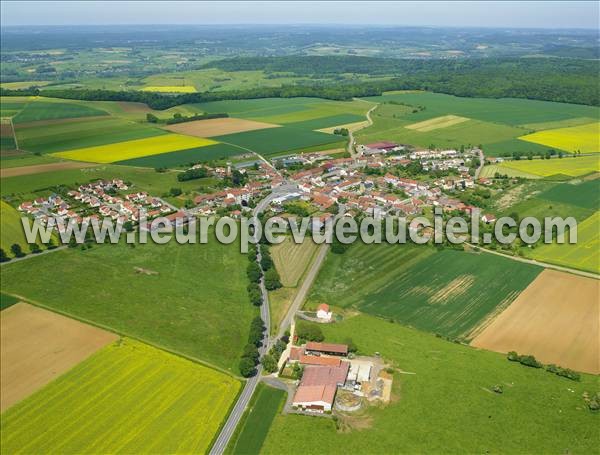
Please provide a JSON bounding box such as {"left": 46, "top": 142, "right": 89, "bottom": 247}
{"left": 0, "top": 339, "right": 240, "bottom": 454}
{"left": 271, "top": 236, "right": 320, "bottom": 287}
{"left": 116, "top": 143, "right": 247, "bottom": 168}
{"left": 538, "top": 178, "right": 600, "bottom": 209}
{"left": 1, "top": 153, "right": 60, "bottom": 170}
{"left": 0, "top": 293, "right": 19, "bottom": 311}
{"left": 141, "top": 85, "right": 197, "bottom": 93}
{"left": 483, "top": 155, "right": 600, "bottom": 179}
{"left": 52, "top": 134, "right": 216, "bottom": 163}
{"left": 228, "top": 384, "right": 286, "bottom": 455}
{"left": 519, "top": 122, "right": 599, "bottom": 154}
{"left": 365, "top": 92, "right": 600, "bottom": 126}
{"left": 527, "top": 211, "right": 600, "bottom": 273}
{"left": 479, "top": 164, "right": 540, "bottom": 179}
{"left": 1, "top": 303, "right": 118, "bottom": 411}
{"left": 16, "top": 117, "right": 168, "bottom": 154}
{"left": 308, "top": 244, "right": 541, "bottom": 338}
{"left": 482, "top": 138, "right": 559, "bottom": 157}
{"left": 0, "top": 119, "right": 17, "bottom": 152}
{"left": 13, "top": 100, "right": 108, "bottom": 124}
{"left": 405, "top": 114, "right": 470, "bottom": 132}
{"left": 214, "top": 126, "right": 341, "bottom": 156}
{"left": 261, "top": 314, "right": 598, "bottom": 454}
{"left": 1, "top": 160, "right": 96, "bottom": 178}
{"left": 0, "top": 239, "right": 256, "bottom": 373}
{"left": 194, "top": 97, "right": 373, "bottom": 124}
{"left": 521, "top": 117, "right": 598, "bottom": 131}
{"left": 472, "top": 270, "right": 599, "bottom": 374}
{"left": 286, "top": 113, "right": 366, "bottom": 130}
{"left": 165, "top": 117, "right": 280, "bottom": 137}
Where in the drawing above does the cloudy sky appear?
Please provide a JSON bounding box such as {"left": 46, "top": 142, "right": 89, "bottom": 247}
{"left": 1, "top": 1, "right": 598, "bottom": 29}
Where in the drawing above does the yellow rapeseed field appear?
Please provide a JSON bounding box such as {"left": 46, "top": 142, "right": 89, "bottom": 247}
{"left": 496, "top": 154, "right": 600, "bottom": 178}
{"left": 0, "top": 339, "right": 240, "bottom": 454}
{"left": 141, "top": 86, "right": 197, "bottom": 93}
{"left": 519, "top": 122, "right": 600, "bottom": 153}
{"left": 52, "top": 134, "right": 216, "bottom": 163}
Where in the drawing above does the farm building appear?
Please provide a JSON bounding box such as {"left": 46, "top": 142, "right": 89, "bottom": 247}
{"left": 292, "top": 362, "right": 350, "bottom": 412}
{"left": 300, "top": 355, "right": 341, "bottom": 367}
{"left": 306, "top": 342, "right": 348, "bottom": 356}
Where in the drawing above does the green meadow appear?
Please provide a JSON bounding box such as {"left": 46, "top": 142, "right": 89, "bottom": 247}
{"left": 0, "top": 239, "right": 255, "bottom": 373}
{"left": 13, "top": 100, "right": 108, "bottom": 124}
{"left": 261, "top": 314, "right": 599, "bottom": 454}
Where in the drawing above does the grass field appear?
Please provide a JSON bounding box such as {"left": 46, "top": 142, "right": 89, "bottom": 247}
{"left": 0, "top": 164, "right": 216, "bottom": 202}
{"left": 261, "top": 314, "right": 599, "bottom": 454}
{"left": 1, "top": 339, "right": 240, "bottom": 454}
{"left": 482, "top": 138, "right": 559, "bottom": 157}
{"left": 482, "top": 155, "right": 600, "bottom": 179}
{"left": 0, "top": 293, "right": 19, "bottom": 311}
{"left": 526, "top": 211, "right": 600, "bottom": 274}
{"left": 286, "top": 113, "right": 365, "bottom": 130}
{"left": 52, "top": 134, "right": 216, "bottom": 163}
{"left": 16, "top": 117, "right": 168, "bottom": 154}
{"left": 13, "top": 101, "right": 108, "bottom": 124}
{"left": 271, "top": 236, "right": 320, "bottom": 287}
{"left": 519, "top": 122, "right": 600, "bottom": 154}
{"left": 538, "top": 179, "right": 600, "bottom": 209}
{"left": 141, "top": 85, "right": 197, "bottom": 93}
{"left": 0, "top": 239, "right": 256, "bottom": 373}
{"left": 116, "top": 143, "right": 247, "bottom": 168}
{"left": 0, "top": 153, "right": 60, "bottom": 169}
{"left": 365, "top": 92, "right": 600, "bottom": 126}
{"left": 0, "top": 200, "right": 39, "bottom": 256}
{"left": 214, "top": 126, "right": 341, "bottom": 157}
{"left": 308, "top": 244, "right": 542, "bottom": 338}
{"left": 228, "top": 384, "right": 286, "bottom": 455}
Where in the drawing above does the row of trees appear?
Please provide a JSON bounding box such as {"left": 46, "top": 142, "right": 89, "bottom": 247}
{"left": 239, "top": 316, "right": 267, "bottom": 377}
{"left": 146, "top": 112, "right": 228, "bottom": 124}
{"left": 0, "top": 240, "right": 59, "bottom": 263}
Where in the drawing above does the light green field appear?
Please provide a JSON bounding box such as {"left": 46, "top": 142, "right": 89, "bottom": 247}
{"left": 1, "top": 339, "right": 240, "bottom": 454}
{"left": 0, "top": 81, "right": 51, "bottom": 89}
{"left": 520, "top": 117, "right": 598, "bottom": 131}
{"left": 0, "top": 201, "right": 33, "bottom": 255}
{"left": 13, "top": 100, "right": 108, "bottom": 124}
{"left": 52, "top": 134, "right": 216, "bottom": 163}
{"left": 271, "top": 236, "right": 320, "bottom": 287}
{"left": 261, "top": 314, "right": 599, "bottom": 454}
{"left": 519, "top": 122, "right": 600, "bottom": 154}
{"left": 482, "top": 155, "right": 600, "bottom": 179}
{"left": 0, "top": 153, "right": 61, "bottom": 168}
{"left": 141, "top": 85, "right": 197, "bottom": 93}
{"left": 0, "top": 238, "right": 255, "bottom": 373}
{"left": 527, "top": 211, "right": 599, "bottom": 274}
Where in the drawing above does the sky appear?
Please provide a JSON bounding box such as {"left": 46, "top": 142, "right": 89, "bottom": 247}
{"left": 1, "top": 1, "right": 598, "bottom": 29}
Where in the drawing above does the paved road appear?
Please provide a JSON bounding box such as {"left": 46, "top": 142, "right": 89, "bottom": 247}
{"left": 466, "top": 242, "right": 599, "bottom": 280}
{"left": 209, "top": 184, "right": 297, "bottom": 455}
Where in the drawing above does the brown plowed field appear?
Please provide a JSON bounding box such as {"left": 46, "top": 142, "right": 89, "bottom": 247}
{"left": 165, "top": 117, "right": 280, "bottom": 137}
{"left": 1, "top": 302, "right": 118, "bottom": 411}
{"left": 1, "top": 161, "right": 96, "bottom": 178}
{"left": 471, "top": 269, "right": 599, "bottom": 374}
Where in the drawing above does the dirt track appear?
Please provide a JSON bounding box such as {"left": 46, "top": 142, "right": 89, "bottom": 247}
{"left": 1, "top": 161, "right": 97, "bottom": 178}
{"left": 471, "top": 270, "right": 599, "bottom": 374}
{"left": 1, "top": 303, "right": 118, "bottom": 411}
{"left": 165, "top": 117, "right": 279, "bottom": 137}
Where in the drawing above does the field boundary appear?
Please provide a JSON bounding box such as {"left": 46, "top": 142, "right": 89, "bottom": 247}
{"left": 0, "top": 291, "right": 243, "bottom": 379}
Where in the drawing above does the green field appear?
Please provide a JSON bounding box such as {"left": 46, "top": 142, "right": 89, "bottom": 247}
{"left": 0, "top": 153, "right": 61, "bottom": 168}
{"left": 365, "top": 92, "right": 600, "bottom": 126}
{"left": 308, "top": 244, "right": 541, "bottom": 338}
{"left": 228, "top": 384, "right": 286, "bottom": 455}
{"left": 526, "top": 211, "right": 600, "bottom": 273}
{"left": 261, "top": 314, "right": 599, "bottom": 454}
{"left": 0, "top": 200, "right": 38, "bottom": 256}
{"left": 0, "top": 293, "right": 19, "bottom": 310}
{"left": 1, "top": 164, "right": 216, "bottom": 203}
{"left": 0, "top": 239, "right": 256, "bottom": 373}
{"left": 481, "top": 155, "right": 600, "bottom": 179}
{"left": 357, "top": 92, "right": 600, "bottom": 156}
{"left": 13, "top": 100, "right": 108, "bottom": 124}
{"left": 538, "top": 179, "right": 600, "bottom": 209}
{"left": 286, "top": 113, "right": 365, "bottom": 130}
{"left": 0, "top": 339, "right": 240, "bottom": 453}
{"left": 116, "top": 143, "right": 248, "bottom": 168}
{"left": 214, "top": 126, "right": 341, "bottom": 157}
{"left": 16, "top": 117, "right": 168, "bottom": 154}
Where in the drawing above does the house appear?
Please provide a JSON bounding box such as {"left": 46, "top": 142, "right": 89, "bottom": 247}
{"left": 316, "top": 303, "right": 332, "bottom": 321}
{"left": 482, "top": 213, "right": 497, "bottom": 224}
{"left": 305, "top": 342, "right": 348, "bottom": 357}
{"left": 299, "top": 355, "right": 341, "bottom": 367}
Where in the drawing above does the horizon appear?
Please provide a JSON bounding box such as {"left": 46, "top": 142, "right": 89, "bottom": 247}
{"left": 1, "top": 1, "right": 598, "bottom": 29}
